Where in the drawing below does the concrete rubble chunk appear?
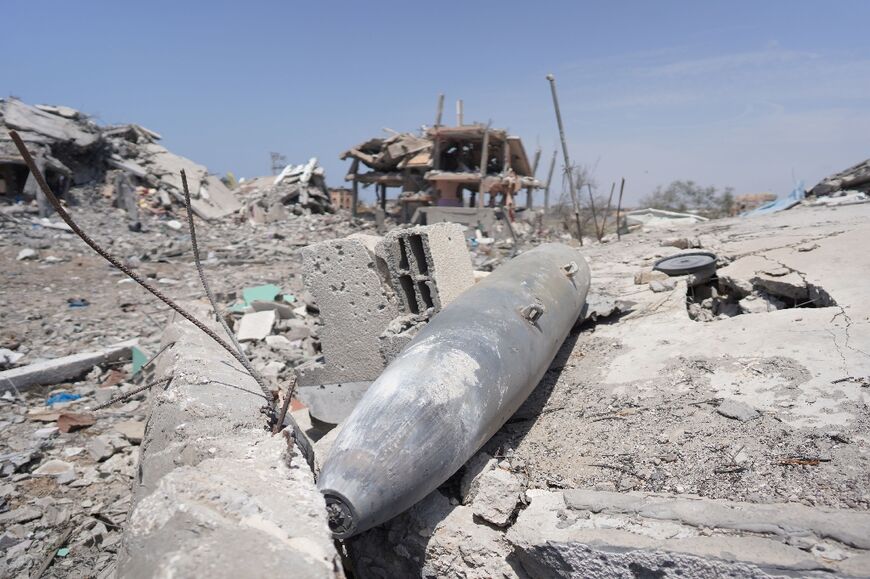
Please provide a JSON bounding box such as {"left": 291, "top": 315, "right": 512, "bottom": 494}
{"left": 236, "top": 309, "right": 277, "bottom": 341}
{"left": 716, "top": 398, "right": 760, "bottom": 421}
{"left": 0, "top": 339, "right": 137, "bottom": 392}
{"left": 753, "top": 270, "right": 808, "bottom": 301}
{"left": 295, "top": 236, "right": 399, "bottom": 425}
{"left": 114, "top": 420, "right": 146, "bottom": 443}
{"left": 471, "top": 468, "right": 525, "bottom": 527}
{"left": 376, "top": 222, "right": 474, "bottom": 314}
{"left": 348, "top": 490, "right": 522, "bottom": 579}
{"left": 87, "top": 435, "right": 121, "bottom": 462}
{"left": 32, "top": 459, "right": 75, "bottom": 478}
{"left": 507, "top": 489, "right": 870, "bottom": 578}
{"left": 649, "top": 279, "right": 676, "bottom": 293}
{"left": 117, "top": 306, "right": 342, "bottom": 578}
{"left": 459, "top": 452, "right": 497, "bottom": 503}
{"left": 16, "top": 248, "right": 38, "bottom": 261}
{"left": 738, "top": 292, "right": 784, "bottom": 314}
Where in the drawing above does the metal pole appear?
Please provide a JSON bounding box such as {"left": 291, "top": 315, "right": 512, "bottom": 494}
{"left": 478, "top": 125, "right": 491, "bottom": 208}
{"left": 616, "top": 177, "right": 626, "bottom": 241}
{"left": 350, "top": 158, "right": 359, "bottom": 217}
{"left": 456, "top": 99, "right": 464, "bottom": 126}
{"left": 319, "top": 244, "right": 590, "bottom": 538}
{"left": 587, "top": 184, "right": 601, "bottom": 242}
{"left": 526, "top": 147, "right": 541, "bottom": 210}
{"left": 543, "top": 149, "right": 556, "bottom": 214}
{"left": 435, "top": 93, "right": 444, "bottom": 127}
{"left": 546, "top": 73, "right": 583, "bottom": 245}
{"left": 598, "top": 181, "right": 616, "bottom": 239}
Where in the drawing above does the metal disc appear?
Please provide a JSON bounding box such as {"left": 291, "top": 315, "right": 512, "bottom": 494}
{"left": 653, "top": 252, "right": 718, "bottom": 276}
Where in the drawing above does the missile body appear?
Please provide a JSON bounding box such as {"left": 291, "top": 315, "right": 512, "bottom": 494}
{"left": 318, "top": 243, "right": 590, "bottom": 538}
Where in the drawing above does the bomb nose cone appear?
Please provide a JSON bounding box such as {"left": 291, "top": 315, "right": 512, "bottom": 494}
{"left": 324, "top": 493, "right": 356, "bottom": 539}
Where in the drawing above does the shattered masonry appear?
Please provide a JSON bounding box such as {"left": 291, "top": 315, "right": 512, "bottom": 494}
{"left": 294, "top": 222, "right": 473, "bottom": 426}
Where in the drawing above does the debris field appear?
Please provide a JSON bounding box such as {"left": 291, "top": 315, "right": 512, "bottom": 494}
{"left": 1, "top": 95, "right": 869, "bottom": 579}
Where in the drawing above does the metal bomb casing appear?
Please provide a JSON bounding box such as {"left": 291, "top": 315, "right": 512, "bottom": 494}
{"left": 317, "top": 243, "right": 590, "bottom": 538}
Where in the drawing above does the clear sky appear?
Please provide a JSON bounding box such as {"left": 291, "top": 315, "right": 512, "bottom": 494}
{"left": 4, "top": 1, "right": 869, "bottom": 203}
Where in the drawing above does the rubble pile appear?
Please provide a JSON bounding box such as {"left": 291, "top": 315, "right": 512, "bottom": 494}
{"left": 234, "top": 158, "right": 333, "bottom": 223}
{"left": 0, "top": 98, "right": 240, "bottom": 220}
{"left": 0, "top": 184, "right": 368, "bottom": 576}
{"left": 0, "top": 364, "right": 150, "bottom": 578}
{"left": 810, "top": 157, "right": 870, "bottom": 197}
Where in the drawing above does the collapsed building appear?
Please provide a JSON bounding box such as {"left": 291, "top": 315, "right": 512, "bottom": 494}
{"left": 811, "top": 157, "right": 870, "bottom": 197}
{"left": 341, "top": 121, "right": 542, "bottom": 223}
{"left": 0, "top": 98, "right": 241, "bottom": 221}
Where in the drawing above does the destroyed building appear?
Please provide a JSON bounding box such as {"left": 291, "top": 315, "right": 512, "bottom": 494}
{"left": 0, "top": 98, "right": 241, "bottom": 220}
{"left": 811, "top": 156, "right": 870, "bottom": 197}
{"left": 341, "top": 121, "right": 542, "bottom": 222}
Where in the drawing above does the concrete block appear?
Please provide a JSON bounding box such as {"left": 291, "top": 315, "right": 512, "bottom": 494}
{"left": 376, "top": 222, "right": 474, "bottom": 315}
{"left": 298, "top": 237, "right": 398, "bottom": 383}
{"left": 295, "top": 237, "right": 399, "bottom": 425}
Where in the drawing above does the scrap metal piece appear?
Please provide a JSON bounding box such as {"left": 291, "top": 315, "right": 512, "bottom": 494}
{"left": 318, "top": 244, "right": 590, "bottom": 538}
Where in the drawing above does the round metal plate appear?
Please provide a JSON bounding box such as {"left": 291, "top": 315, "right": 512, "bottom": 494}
{"left": 653, "top": 252, "right": 718, "bottom": 276}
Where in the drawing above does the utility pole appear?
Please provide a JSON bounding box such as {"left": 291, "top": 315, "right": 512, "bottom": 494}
{"left": 270, "top": 152, "right": 286, "bottom": 176}
{"left": 546, "top": 73, "right": 583, "bottom": 245}
{"left": 616, "top": 177, "right": 626, "bottom": 240}
{"left": 526, "top": 147, "right": 541, "bottom": 209}
{"left": 434, "top": 93, "right": 445, "bottom": 127}
{"left": 543, "top": 150, "right": 556, "bottom": 214}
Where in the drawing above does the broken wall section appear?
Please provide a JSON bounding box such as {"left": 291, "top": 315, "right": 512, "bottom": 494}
{"left": 117, "top": 307, "right": 342, "bottom": 578}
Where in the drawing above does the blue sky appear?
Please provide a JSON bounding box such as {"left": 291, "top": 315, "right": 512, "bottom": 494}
{"left": 4, "top": 1, "right": 869, "bottom": 203}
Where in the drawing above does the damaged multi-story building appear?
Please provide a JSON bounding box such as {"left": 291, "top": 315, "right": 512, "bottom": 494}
{"left": 341, "top": 111, "right": 543, "bottom": 223}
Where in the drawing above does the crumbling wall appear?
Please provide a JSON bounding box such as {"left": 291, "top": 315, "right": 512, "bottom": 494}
{"left": 117, "top": 306, "right": 342, "bottom": 578}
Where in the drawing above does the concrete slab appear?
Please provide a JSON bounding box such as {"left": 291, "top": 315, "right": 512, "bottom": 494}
{"left": 236, "top": 309, "right": 276, "bottom": 341}
{"left": 0, "top": 339, "right": 137, "bottom": 392}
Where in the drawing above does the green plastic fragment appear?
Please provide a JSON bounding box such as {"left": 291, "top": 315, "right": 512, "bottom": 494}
{"left": 131, "top": 346, "right": 148, "bottom": 376}
{"left": 57, "top": 547, "right": 70, "bottom": 557}
{"left": 242, "top": 284, "right": 282, "bottom": 306}
{"left": 282, "top": 294, "right": 296, "bottom": 304}
{"left": 229, "top": 302, "right": 248, "bottom": 313}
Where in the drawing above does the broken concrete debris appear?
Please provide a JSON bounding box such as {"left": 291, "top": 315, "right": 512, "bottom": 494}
{"left": 116, "top": 308, "right": 342, "bottom": 578}
{"left": 235, "top": 157, "right": 334, "bottom": 222}
{"left": 1, "top": 98, "right": 239, "bottom": 220}
{"left": 4, "top": 90, "right": 870, "bottom": 579}
{"left": 294, "top": 223, "right": 474, "bottom": 426}
{"left": 811, "top": 156, "right": 870, "bottom": 197}
{"left": 236, "top": 309, "right": 277, "bottom": 341}
{"left": 0, "top": 339, "right": 136, "bottom": 392}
